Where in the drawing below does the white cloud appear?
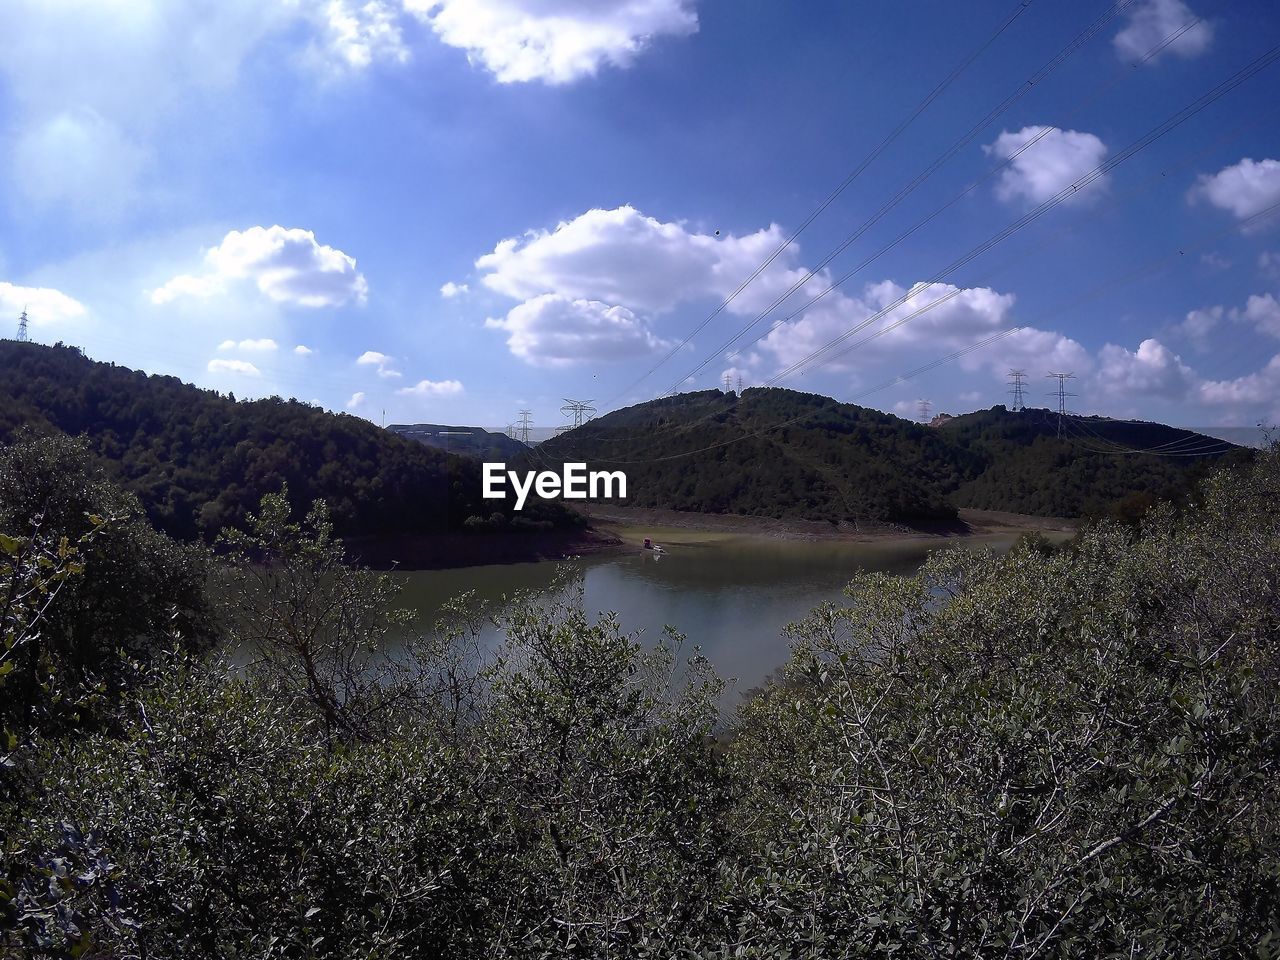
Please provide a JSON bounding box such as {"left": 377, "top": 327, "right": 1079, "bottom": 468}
{"left": 485, "top": 293, "right": 672, "bottom": 367}
{"left": 1199, "top": 354, "right": 1280, "bottom": 409}
{"left": 1238, "top": 294, "right": 1280, "bottom": 338}
{"left": 216, "top": 337, "right": 278, "bottom": 352}
{"left": 294, "top": 344, "right": 314, "bottom": 355}
{"left": 1191, "top": 158, "right": 1280, "bottom": 224}
{"left": 357, "top": 350, "right": 402, "bottom": 378}
{"left": 1114, "top": 0, "right": 1213, "bottom": 64}
{"left": 152, "top": 226, "right": 369, "bottom": 308}
{"left": 397, "top": 378, "right": 464, "bottom": 397}
{"left": 1094, "top": 339, "right": 1197, "bottom": 399}
{"left": 1260, "top": 251, "right": 1280, "bottom": 280}
{"left": 760, "top": 279, "right": 1018, "bottom": 373}
{"left": 959, "top": 390, "right": 982, "bottom": 404}
{"left": 0, "top": 281, "right": 88, "bottom": 327}
{"left": 985, "top": 126, "right": 1109, "bottom": 206}
{"left": 440, "top": 280, "right": 469, "bottom": 298}
{"left": 405, "top": 0, "right": 698, "bottom": 84}
{"left": 477, "top": 205, "right": 814, "bottom": 316}
{"left": 318, "top": 0, "right": 408, "bottom": 69}
{"left": 347, "top": 390, "right": 366, "bottom": 409}
{"left": 207, "top": 358, "right": 261, "bottom": 376}
{"left": 1176, "top": 304, "right": 1223, "bottom": 344}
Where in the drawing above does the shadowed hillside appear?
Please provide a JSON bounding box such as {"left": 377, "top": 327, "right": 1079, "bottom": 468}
{"left": 0, "top": 341, "right": 571, "bottom": 541}
{"left": 532, "top": 388, "right": 1249, "bottom": 524}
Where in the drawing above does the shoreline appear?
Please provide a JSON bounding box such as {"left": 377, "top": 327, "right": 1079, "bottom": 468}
{"left": 346, "top": 505, "right": 1077, "bottom": 571}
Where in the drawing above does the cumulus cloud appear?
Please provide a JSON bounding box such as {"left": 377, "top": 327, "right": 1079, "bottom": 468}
{"left": 357, "top": 350, "right": 402, "bottom": 378}
{"left": 294, "top": 344, "right": 314, "bottom": 355}
{"left": 207, "top": 358, "right": 260, "bottom": 376}
{"left": 477, "top": 205, "right": 815, "bottom": 316}
{"left": 1094, "top": 339, "right": 1197, "bottom": 400}
{"left": 1260, "top": 251, "right": 1280, "bottom": 280}
{"left": 347, "top": 391, "right": 366, "bottom": 409}
{"left": 218, "top": 337, "right": 278, "bottom": 352}
{"left": 485, "top": 293, "right": 673, "bottom": 367}
{"left": 440, "top": 280, "right": 469, "bottom": 298}
{"left": 404, "top": 0, "right": 698, "bottom": 84}
{"left": 318, "top": 0, "right": 408, "bottom": 69}
{"left": 397, "top": 378, "right": 464, "bottom": 397}
{"left": 759, "top": 279, "right": 1018, "bottom": 374}
{"left": 1199, "top": 355, "right": 1280, "bottom": 409}
{"left": 1176, "top": 304, "right": 1223, "bottom": 345}
{"left": 985, "top": 126, "right": 1109, "bottom": 206}
{"left": 1238, "top": 294, "right": 1280, "bottom": 338}
{"left": 1191, "top": 158, "right": 1280, "bottom": 225}
{"left": 1114, "top": 0, "right": 1213, "bottom": 63}
{"left": 0, "top": 281, "right": 88, "bottom": 327}
{"left": 152, "top": 226, "right": 369, "bottom": 308}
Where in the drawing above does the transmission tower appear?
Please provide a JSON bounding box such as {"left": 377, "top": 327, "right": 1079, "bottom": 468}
{"left": 559, "top": 398, "right": 596, "bottom": 430}
{"left": 917, "top": 399, "right": 932, "bottom": 423}
{"left": 1045, "top": 372, "right": 1077, "bottom": 439}
{"left": 723, "top": 372, "right": 734, "bottom": 393}
{"left": 16, "top": 308, "right": 29, "bottom": 343}
{"left": 1007, "top": 369, "right": 1027, "bottom": 411}
{"left": 516, "top": 409, "right": 533, "bottom": 444}
{"left": 736, "top": 374, "right": 743, "bottom": 394}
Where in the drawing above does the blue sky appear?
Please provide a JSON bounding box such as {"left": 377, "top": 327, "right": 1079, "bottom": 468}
{"left": 2, "top": 0, "right": 1279, "bottom": 434}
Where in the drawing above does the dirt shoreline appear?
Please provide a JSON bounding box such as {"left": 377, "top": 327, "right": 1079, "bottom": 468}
{"left": 578, "top": 503, "right": 1078, "bottom": 544}
{"left": 344, "top": 505, "right": 1078, "bottom": 571}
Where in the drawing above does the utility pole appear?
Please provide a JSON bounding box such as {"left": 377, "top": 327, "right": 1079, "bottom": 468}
{"left": 559, "top": 398, "right": 596, "bottom": 430}
{"left": 1045, "top": 372, "right": 1076, "bottom": 439}
{"left": 1007, "top": 369, "right": 1027, "bottom": 411}
{"left": 16, "top": 308, "right": 29, "bottom": 343}
{"left": 917, "top": 399, "right": 932, "bottom": 423}
{"left": 517, "top": 409, "right": 533, "bottom": 444}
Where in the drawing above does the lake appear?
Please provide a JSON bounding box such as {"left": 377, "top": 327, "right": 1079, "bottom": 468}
{"left": 390, "top": 528, "right": 1035, "bottom": 703}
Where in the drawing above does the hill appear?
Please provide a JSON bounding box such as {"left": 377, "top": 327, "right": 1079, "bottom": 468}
{"left": 532, "top": 388, "right": 1249, "bottom": 525}
{"left": 0, "top": 340, "right": 572, "bottom": 542}
{"left": 388, "top": 422, "right": 527, "bottom": 460}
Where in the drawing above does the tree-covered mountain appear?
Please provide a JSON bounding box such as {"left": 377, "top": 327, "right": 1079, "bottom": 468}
{"left": 533, "top": 388, "right": 1249, "bottom": 524}
{"left": 0, "top": 341, "right": 570, "bottom": 541}
{"left": 388, "top": 423, "right": 527, "bottom": 460}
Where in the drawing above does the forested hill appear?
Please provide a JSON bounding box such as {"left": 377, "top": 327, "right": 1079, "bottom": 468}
{"left": 533, "top": 388, "right": 1249, "bottom": 524}
{"left": 0, "top": 341, "right": 568, "bottom": 541}
{"left": 388, "top": 422, "right": 527, "bottom": 460}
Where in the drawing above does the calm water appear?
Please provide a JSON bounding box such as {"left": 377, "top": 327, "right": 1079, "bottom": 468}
{"left": 389, "top": 531, "right": 1030, "bottom": 702}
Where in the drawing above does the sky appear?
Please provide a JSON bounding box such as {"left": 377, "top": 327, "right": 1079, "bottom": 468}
{"left": 2, "top": 0, "right": 1280, "bottom": 435}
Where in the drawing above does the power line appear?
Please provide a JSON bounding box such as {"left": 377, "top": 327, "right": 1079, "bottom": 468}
{"left": 559, "top": 398, "right": 597, "bottom": 430}
{"left": 541, "top": 198, "right": 1280, "bottom": 467}
{"left": 1046, "top": 372, "right": 1077, "bottom": 438}
{"left": 1007, "top": 369, "right": 1028, "bottom": 411}
{"left": 600, "top": 0, "right": 1043, "bottom": 408}
{"left": 755, "top": 40, "right": 1280, "bottom": 389}
{"left": 661, "top": 0, "right": 1152, "bottom": 398}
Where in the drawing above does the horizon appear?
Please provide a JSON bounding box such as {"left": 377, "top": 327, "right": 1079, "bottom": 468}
{"left": 2, "top": 0, "right": 1279, "bottom": 436}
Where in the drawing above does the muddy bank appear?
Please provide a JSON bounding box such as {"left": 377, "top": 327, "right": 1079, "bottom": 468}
{"left": 578, "top": 503, "right": 1077, "bottom": 543}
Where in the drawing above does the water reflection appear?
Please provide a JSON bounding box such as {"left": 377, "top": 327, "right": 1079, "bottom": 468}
{"left": 389, "top": 533, "right": 1026, "bottom": 702}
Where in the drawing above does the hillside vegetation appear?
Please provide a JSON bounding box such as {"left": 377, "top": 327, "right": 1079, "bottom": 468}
{"left": 388, "top": 422, "right": 528, "bottom": 460}
{"left": 535, "top": 388, "right": 1249, "bottom": 524}
{"left": 3, "top": 431, "right": 1276, "bottom": 956}
{"left": 0, "top": 341, "right": 569, "bottom": 540}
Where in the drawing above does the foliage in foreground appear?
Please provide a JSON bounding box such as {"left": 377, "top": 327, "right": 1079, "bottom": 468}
{"left": 2, "top": 448, "right": 1278, "bottom": 957}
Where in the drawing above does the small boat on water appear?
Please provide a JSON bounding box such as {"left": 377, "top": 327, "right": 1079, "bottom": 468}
{"left": 642, "top": 537, "right": 666, "bottom": 554}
